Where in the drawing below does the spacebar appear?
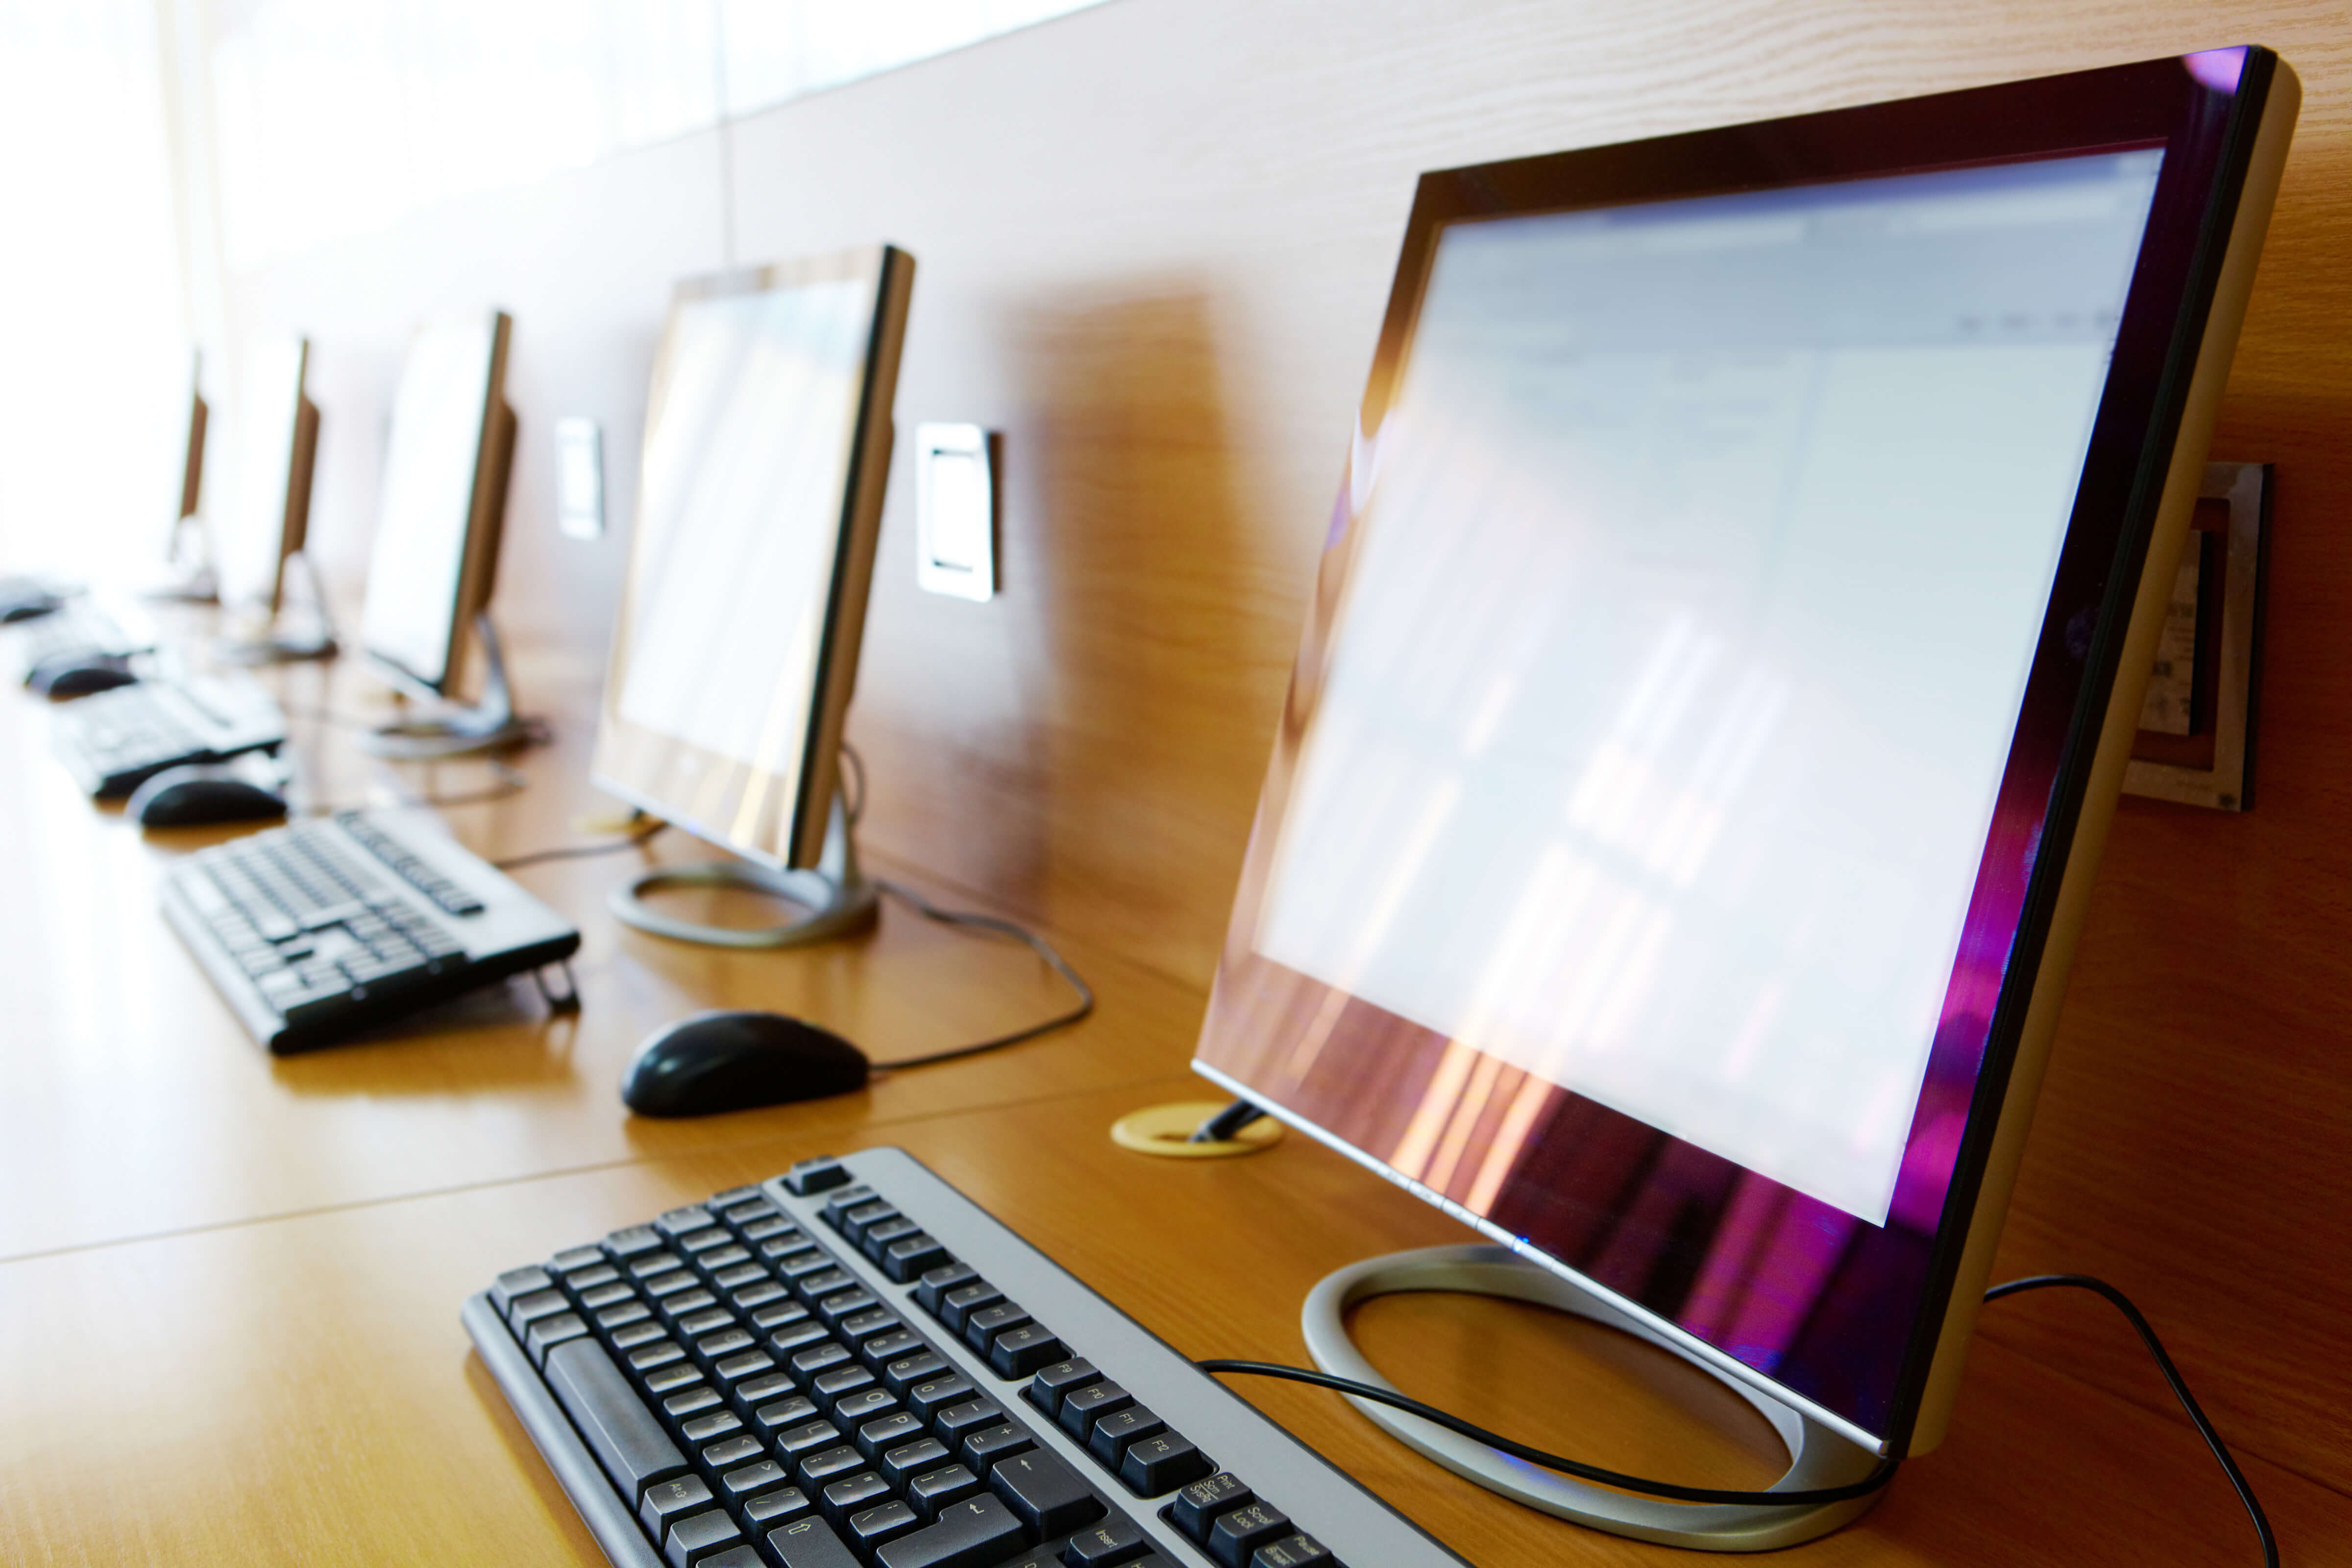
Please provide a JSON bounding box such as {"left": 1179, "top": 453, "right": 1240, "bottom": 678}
{"left": 543, "top": 1337, "right": 688, "bottom": 1502}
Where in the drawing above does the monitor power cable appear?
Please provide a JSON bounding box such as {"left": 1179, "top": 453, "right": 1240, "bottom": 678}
{"left": 491, "top": 811, "right": 668, "bottom": 871}
{"left": 867, "top": 877, "right": 1095, "bottom": 1071}
{"left": 1200, "top": 1273, "right": 2275, "bottom": 1563}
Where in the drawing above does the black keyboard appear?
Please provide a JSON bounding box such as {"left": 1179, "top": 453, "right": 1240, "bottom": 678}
{"left": 51, "top": 672, "right": 287, "bottom": 797}
{"left": 468, "top": 1149, "right": 1465, "bottom": 1568}
{"left": 160, "top": 807, "right": 580, "bottom": 1053}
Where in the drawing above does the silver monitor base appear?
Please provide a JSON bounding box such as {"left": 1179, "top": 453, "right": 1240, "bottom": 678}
{"left": 361, "top": 612, "right": 536, "bottom": 759}
{"left": 1300, "top": 1245, "right": 1886, "bottom": 1551}
{"left": 218, "top": 549, "right": 338, "bottom": 663}
{"left": 609, "top": 794, "right": 878, "bottom": 949}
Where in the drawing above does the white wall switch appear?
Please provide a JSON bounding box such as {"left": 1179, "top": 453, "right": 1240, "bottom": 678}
{"left": 916, "top": 422, "right": 996, "bottom": 601}
{"left": 554, "top": 416, "right": 604, "bottom": 539}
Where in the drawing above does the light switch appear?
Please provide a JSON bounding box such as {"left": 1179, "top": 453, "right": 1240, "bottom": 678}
{"left": 916, "top": 422, "right": 996, "bottom": 601}
{"left": 554, "top": 416, "right": 604, "bottom": 539}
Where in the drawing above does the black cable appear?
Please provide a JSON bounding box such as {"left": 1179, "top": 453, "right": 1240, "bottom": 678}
{"left": 1984, "top": 1274, "right": 2277, "bottom": 1568}
{"left": 1199, "top": 1274, "right": 2274, "bottom": 1560}
{"left": 492, "top": 814, "right": 667, "bottom": 871}
{"left": 1191, "top": 1099, "right": 1268, "bottom": 1143}
{"left": 841, "top": 742, "right": 869, "bottom": 828}
{"left": 868, "top": 878, "right": 1094, "bottom": 1070}
{"left": 1195, "top": 1360, "right": 1899, "bottom": 1507}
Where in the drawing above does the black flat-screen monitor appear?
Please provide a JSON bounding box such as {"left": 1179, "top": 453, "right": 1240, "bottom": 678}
{"left": 592, "top": 246, "right": 914, "bottom": 872}
{"left": 1195, "top": 46, "right": 2297, "bottom": 1471}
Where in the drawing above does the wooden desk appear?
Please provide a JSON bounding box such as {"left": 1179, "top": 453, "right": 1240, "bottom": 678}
{"left": 2, "top": 631, "right": 2346, "bottom": 1567}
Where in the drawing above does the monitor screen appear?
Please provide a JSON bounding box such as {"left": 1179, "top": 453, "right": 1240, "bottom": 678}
{"left": 1195, "top": 49, "right": 2292, "bottom": 1455}
{"left": 215, "top": 337, "right": 309, "bottom": 612}
{"left": 593, "top": 246, "right": 912, "bottom": 870}
{"left": 360, "top": 314, "right": 508, "bottom": 691}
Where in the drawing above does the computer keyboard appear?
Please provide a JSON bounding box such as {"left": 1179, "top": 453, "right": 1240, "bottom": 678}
{"left": 467, "top": 1148, "right": 1465, "bottom": 1568}
{"left": 51, "top": 671, "right": 288, "bottom": 797}
{"left": 13, "top": 600, "right": 152, "bottom": 680}
{"left": 160, "top": 806, "right": 581, "bottom": 1053}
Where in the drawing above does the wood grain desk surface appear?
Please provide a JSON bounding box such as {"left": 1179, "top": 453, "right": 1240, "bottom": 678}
{"left": 2, "top": 629, "right": 2345, "bottom": 1567}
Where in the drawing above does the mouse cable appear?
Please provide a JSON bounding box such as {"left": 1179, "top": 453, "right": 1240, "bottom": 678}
{"left": 491, "top": 812, "right": 668, "bottom": 871}
{"left": 1199, "top": 1273, "right": 2274, "bottom": 1556}
{"left": 866, "top": 877, "right": 1095, "bottom": 1070}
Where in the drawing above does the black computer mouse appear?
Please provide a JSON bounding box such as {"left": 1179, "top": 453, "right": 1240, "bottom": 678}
{"left": 32, "top": 659, "right": 139, "bottom": 698}
{"left": 127, "top": 765, "right": 290, "bottom": 828}
{"left": 621, "top": 1009, "right": 872, "bottom": 1118}
{"left": 0, "top": 593, "right": 59, "bottom": 622}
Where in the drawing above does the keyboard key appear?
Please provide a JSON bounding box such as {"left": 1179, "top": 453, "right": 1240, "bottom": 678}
{"left": 812, "top": 1364, "right": 877, "bottom": 1401}
{"left": 752, "top": 1396, "right": 820, "bottom": 1435}
{"left": 701, "top": 1434, "right": 764, "bottom": 1471}
{"left": 789, "top": 1341, "right": 854, "bottom": 1384}
{"left": 505, "top": 1288, "right": 569, "bottom": 1329}
{"left": 860, "top": 1216, "right": 923, "bottom": 1258}
{"left": 677, "top": 1309, "right": 735, "bottom": 1339}
{"left": 604, "top": 1225, "right": 664, "bottom": 1261}
{"left": 768, "top": 1513, "right": 863, "bottom": 1568}
{"left": 990, "top": 1323, "right": 1069, "bottom": 1379}
{"left": 795, "top": 1444, "right": 867, "bottom": 1491}
{"left": 882, "top": 1233, "right": 952, "bottom": 1283}
{"left": 720, "top": 1198, "right": 781, "bottom": 1225}
{"left": 864, "top": 1331, "right": 928, "bottom": 1365}
{"left": 857, "top": 1411, "right": 926, "bottom": 1461}
{"left": 773, "top": 1421, "right": 844, "bottom": 1468}
{"left": 697, "top": 1328, "right": 756, "bottom": 1361}
{"left": 905, "top": 1463, "right": 982, "bottom": 1519}
{"left": 819, "top": 1470, "right": 891, "bottom": 1525}
{"left": 525, "top": 1312, "right": 589, "bottom": 1365}
{"left": 1059, "top": 1381, "right": 1132, "bottom": 1440}
{"left": 720, "top": 1458, "right": 788, "bottom": 1499}
{"left": 657, "top": 1207, "right": 715, "bottom": 1238}
{"left": 784, "top": 1159, "right": 851, "bottom": 1195}
{"left": 630, "top": 1251, "right": 686, "bottom": 1279}
{"left": 714, "top": 1351, "right": 776, "bottom": 1386}
{"left": 1206, "top": 1503, "right": 1292, "bottom": 1568}
{"left": 932, "top": 1399, "right": 1004, "bottom": 1448}
{"left": 875, "top": 1492, "right": 1026, "bottom": 1568}
{"left": 612, "top": 1323, "right": 667, "bottom": 1353}
{"left": 879, "top": 1436, "right": 952, "bottom": 1486}
{"left": 640, "top": 1473, "right": 716, "bottom": 1536}
{"left": 597, "top": 1301, "right": 652, "bottom": 1332}
{"left": 830, "top": 1386, "right": 900, "bottom": 1428}
{"left": 742, "top": 1486, "right": 813, "bottom": 1528}
{"left": 699, "top": 1549, "right": 763, "bottom": 1568}
{"left": 552, "top": 1245, "right": 606, "bottom": 1274}
{"left": 906, "top": 1374, "right": 978, "bottom": 1421}
{"left": 816, "top": 1290, "right": 882, "bottom": 1328}
{"left": 959, "top": 1422, "right": 1034, "bottom": 1474}
{"left": 711, "top": 1263, "right": 768, "bottom": 1292}
{"left": 798, "top": 1269, "right": 858, "bottom": 1299}
{"left": 1087, "top": 1406, "right": 1165, "bottom": 1468}
{"left": 663, "top": 1507, "right": 744, "bottom": 1567}
{"left": 881, "top": 1351, "right": 949, "bottom": 1396}
{"left": 569, "top": 1261, "right": 623, "bottom": 1289}
{"left": 1252, "top": 1533, "right": 1335, "bottom": 1567}
{"left": 1063, "top": 1515, "right": 1152, "bottom": 1566}
{"left": 768, "top": 1320, "right": 831, "bottom": 1355}
{"left": 1171, "top": 1473, "right": 1252, "bottom": 1539}
{"left": 491, "top": 1266, "right": 553, "bottom": 1313}
{"left": 962, "top": 1301, "right": 1029, "bottom": 1351}
{"left": 838, "top": 1308, "right": 901, "bottom": 1343}
{"left": 1122, "top": 1433, "right": 1211, "bottom": 1496}
{"left": 578, "top": 1281, "right": 635, "bottom": 1312}
{"left": 838, "top": 1200, "right": 897, "bottom": 1243}
{"left": 632, "top": 1341, "right": 688, "bottom": 1373}
{"left": 1024, "top": 1358, "right": 1100, "bottom": 1420}
{"left": 988, "top": 1448, "right": 1104, "bottom": 1539}
{"left": 680, "top": 1409, "right": 745, "bottom": 1445}
{"left": 915, "top": 1263, "right": 978, "bottom": 1315}
{"left": 846, "top": 1499, "right": 922, "bottom": 1551}
{"left": 645, "top": 1363, "right": 705, "bottom": 1397}
{"left": 543, "top": 1338, "right": 688, "bottom": 1501}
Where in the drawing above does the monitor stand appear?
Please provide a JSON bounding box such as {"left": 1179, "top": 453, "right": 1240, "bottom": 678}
{"left": 361, "top": 612, "right": 538, "bottom": 759}
{"left": 608, "top": 792, "right": 879, "bottom": 949}
{"left": 147, "top": 515, "right": 218, "bottom": 603}
{"left": 220, "top": 550, "right": 338, "bottom": 662}
{"left": 1301, "top": 1245, "right": 1886, "bottom": 1551}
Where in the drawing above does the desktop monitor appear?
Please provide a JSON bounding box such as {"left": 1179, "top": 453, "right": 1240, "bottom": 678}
{"left": 177, "top": 353, "right": 207, "bottom": 524}
{"left": 358, "top": 310, "right": 518, "bottom": 715}
{"left": 593, "top": 245, "right": 914, "bottom": 947}
{"left": 215, "top": 336, "right": 318, "bottom": 621}
{"left": 1193, "top": 48, "right": 2297, "bottom": 1548}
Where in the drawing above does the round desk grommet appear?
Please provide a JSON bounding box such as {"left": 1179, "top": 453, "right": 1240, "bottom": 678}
{"left": 1111, "top": 1101, "right": 1284, "bottom": 1158}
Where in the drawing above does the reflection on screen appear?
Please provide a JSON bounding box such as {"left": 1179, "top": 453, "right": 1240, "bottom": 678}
{"left": 216, "top": 338, "right": 306, "bottom": 610}
{"left": 361, "top": 319, "right": 497, "bottom": 686}
{"left": 613, "top": 282, "right": 870, "bottom": 815}
{"left": 1254, "top": 152, "right": 2162, "bottom": 1226}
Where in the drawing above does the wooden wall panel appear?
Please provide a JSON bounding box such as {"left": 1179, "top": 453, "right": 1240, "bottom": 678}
{"left": 227, "top": 0, "right": 2352, "bottom": 1500}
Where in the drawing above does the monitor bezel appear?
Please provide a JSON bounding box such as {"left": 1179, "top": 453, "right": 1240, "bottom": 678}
{"left": 361, "top": 310, "right": 515, "bottom": 701}
{"left": 1192, "top": 48, "right": 2290, "bottom": 1456}
{"left": 590, "top": 245, "right": 914, "bottom": 872}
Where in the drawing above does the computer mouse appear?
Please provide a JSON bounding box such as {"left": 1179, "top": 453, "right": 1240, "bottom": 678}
{"left": 127, "top": 764, "right": 290, "bottom": 828}
{"left": 0, "top": 592, "right": 59, "bottom": 622}
{"left": 31, "top": 659, "right": 139, "bottom": 698}
{"left": 621, "top": 1009, "right": 871, "bottom": 1118}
